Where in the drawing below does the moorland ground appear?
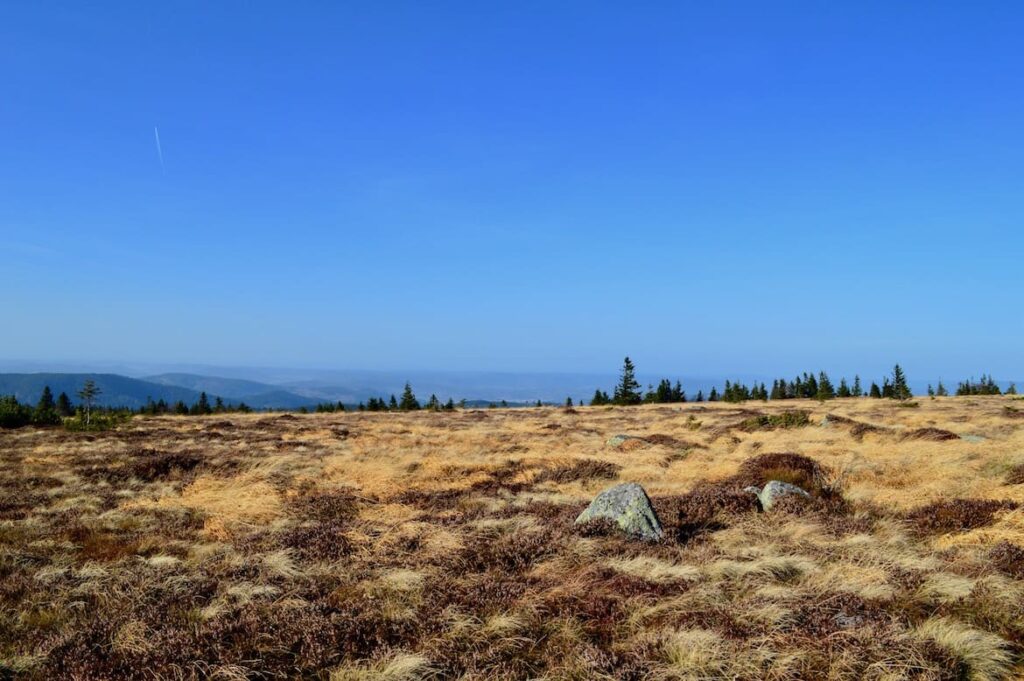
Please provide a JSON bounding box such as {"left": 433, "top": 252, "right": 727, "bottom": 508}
{"left": 3, "top": 397, "right": 1024, "bottom": 679}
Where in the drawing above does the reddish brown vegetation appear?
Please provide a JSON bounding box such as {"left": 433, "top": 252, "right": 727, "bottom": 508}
{"left": 905, "top": 498, "right": 1019, "bottom": 534}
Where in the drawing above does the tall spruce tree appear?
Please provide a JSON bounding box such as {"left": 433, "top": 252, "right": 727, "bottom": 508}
{"left": 398, "top": 382, "right": 420, "bottom": 411}
{"left": 891, "top": 364, "right": 912, "bottom": 400}
{"left": 612, "top": 357, "right": 643, "bottom": 406}
{"left": 816, "top": 372, "right": 835, "bottom": 401}
{"left": 936, "top": 380, "right": 948, "bottom": 397}
{"left": 852, "top": 375, "right": 863, "bottom": 397}
{"left": 869, "top": 382, "right": 882, "bottom": 399}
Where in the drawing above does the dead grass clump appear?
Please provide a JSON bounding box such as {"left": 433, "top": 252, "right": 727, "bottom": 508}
{"left": 535, "top": 459, "right": 621, "bottom": 484}
{"left": 901, "top": 427, "right": 960, "bottom": 442}
{"left": 988, "top": 541, "right": 1024, "bottom": 579}
{"left": 906, "top": 499, "right": 1019, "bottom": 535}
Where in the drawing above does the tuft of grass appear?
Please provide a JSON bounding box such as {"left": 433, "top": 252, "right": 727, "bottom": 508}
{"left": 914, "top": 616, "right": 1014, "bottom": 681}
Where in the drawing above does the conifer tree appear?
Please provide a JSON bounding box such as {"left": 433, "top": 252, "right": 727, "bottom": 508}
{"left": 694, "top": 390, "right": 704, "bottom": 403}
{"left": 398, "top": 382, "right": 420, "bottom": 411}
{"left": 836, "top": 378, "right": 851, "bottom": 398}
{"left": 566, "top": 397, "right": 573, "bottom": 407}
{"left": 444, "top": 398, "right": 455, "bottom": 411}
{"left": 77, "top": 380, "right": 101, "bottom": 426}
{"left": 936, "top": 380, "right": 948, "bottom": 397}
{"left": 56, "top": 392, "right": 74, "bottom": 417}
{"left": 33, "top": 386, "right": 59, "bottom": 425}
{"left": 891, "top": 364, "right": 912, "bottom": 400}
{"left": 613, "top": 357, "right": 643, "bottom": 406}
{"left": 927, "top": 384, "right": 935, "bottom": 398}
{"left": 816, "top": 372, "right": 835, "bottom": 401}
{"left": 1007, "top": 383, "right": 1018, "bottom": 395}
{"left": 426, "top": 394, "right": 441, "bottom": 411}
{"left": 869, "top": 382, "right": 882, "bottom": 399}
{"left": 708, "top": 387, "right": 719, "bottom": 402}
{"left": 852, "top": 375, "right": 863, "bottom": 397}
{"left": 173, "top": 400, "right": 189, "bottom": 415}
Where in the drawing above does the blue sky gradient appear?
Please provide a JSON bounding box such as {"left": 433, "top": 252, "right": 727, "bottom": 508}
{"left": 2, "top": 2, "right": 1022, "bottom": 379}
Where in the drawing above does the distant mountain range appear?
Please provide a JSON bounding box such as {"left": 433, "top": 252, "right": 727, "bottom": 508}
{"left": 0, "top": 373, "right": 318, "bottom": 410}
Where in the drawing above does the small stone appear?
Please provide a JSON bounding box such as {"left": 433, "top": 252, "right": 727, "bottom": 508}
{"left": 747, "top": 480, "right": 811, "bottom": 512}
{"left": 606, "top": 434, "right": 642, "bottom": 447}
{"left": 575, "top": 482, "right": 664, "bottom": 541}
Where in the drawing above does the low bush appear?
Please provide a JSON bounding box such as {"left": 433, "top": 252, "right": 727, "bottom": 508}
{"left": 906, "top": 499, "right": 1018, "bottom": 535}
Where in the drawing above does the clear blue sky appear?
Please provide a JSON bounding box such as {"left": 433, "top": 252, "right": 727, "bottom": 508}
{"left": 2, "top": 2, "right": 1022, "bottom": 380}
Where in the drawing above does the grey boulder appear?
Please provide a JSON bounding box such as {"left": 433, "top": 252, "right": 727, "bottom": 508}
{"left": 606, "top": 434, "right": 643, "bottom": 447}
{"left": 744, "top": 480, "right": 811, "bottom": 512}
{"left": 575, "top": 482, "right": 664, "bottom": 541}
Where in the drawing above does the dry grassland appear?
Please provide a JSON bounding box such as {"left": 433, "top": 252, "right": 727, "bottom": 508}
{"left": 3, "top": 397, "right": 1024, "bottom": 679}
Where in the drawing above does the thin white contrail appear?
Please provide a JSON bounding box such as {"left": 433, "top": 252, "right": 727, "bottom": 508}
{"left": 154, "top": 126, "right": 165, "bottom": 171}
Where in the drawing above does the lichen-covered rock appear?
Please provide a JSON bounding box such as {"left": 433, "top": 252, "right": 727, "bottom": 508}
{"left": 575, "top": 482, "right": 664, "bottom": 541}
{"left": 744, "top": 480, "right": 811, "bottom": 511}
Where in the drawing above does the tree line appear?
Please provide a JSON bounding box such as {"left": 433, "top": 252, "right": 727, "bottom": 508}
{"left": 584, "top": 358, "right": 1019, "bottom": 406}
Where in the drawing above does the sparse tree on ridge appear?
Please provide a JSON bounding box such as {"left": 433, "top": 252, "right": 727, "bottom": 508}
{"left": 852, "top": 375, "right": 863, "bottom": 397}
{"left": 936, "top": 380, "right": 948, "bottom": 397}
{"left": 77, "top": 380, "right": 101, "bottom": 426}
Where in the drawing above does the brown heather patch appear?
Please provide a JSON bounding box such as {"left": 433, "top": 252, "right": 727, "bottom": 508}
{"left": 1005, "top": 463, "right": 1024, "bottom": 485}
{"left": 989, "top": 541, "right": 1024, "bottom": 578}
{"left": 906, "top": 498, "right": 1020, "bottom": 535}
{"left": 901, "top": 427, "right": 961, "bottom": 442}
{"left": 534, "top": 458, "right": 621, "bottom": 484}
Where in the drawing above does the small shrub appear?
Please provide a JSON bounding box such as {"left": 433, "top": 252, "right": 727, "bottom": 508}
{"left": 906, "top": 499, "right": 1018, "bottom": 535}
{"left": 739, "top": 410, "right": 810, "bottom": 431}
{"left": 989, "top": 541, "right": 1024, "bottom": 578}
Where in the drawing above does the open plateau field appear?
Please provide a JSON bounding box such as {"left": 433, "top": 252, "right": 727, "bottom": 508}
{"left": 3, "top": 397, "right": 1024, "bottom": 679}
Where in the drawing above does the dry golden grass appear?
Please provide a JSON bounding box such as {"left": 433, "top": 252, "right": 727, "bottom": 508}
{"left": 2, "top": 397, "right": 1024, "bottom": 679}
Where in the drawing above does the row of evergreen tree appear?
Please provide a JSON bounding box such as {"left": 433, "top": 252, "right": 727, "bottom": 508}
{"left": 950, "top": 375, "right": 1016, "bottom": 396}
{"left": 590, "top": 359, "right": 929, "bottom": 406}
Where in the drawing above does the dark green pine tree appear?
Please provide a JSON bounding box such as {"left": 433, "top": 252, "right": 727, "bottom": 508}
{"left": 398, "top": 382, "right": 420, "bottom": 411}
{"left": 444, "top": 398, "right": 455, "bottom": 411}
{"left": 936, "top": 380, "right": 948, "bottom": 397}
{"left": 590, "top": 389, "right": 607, "bottom": 406}
{"left": 816, "top": 372, "right": 835, "bottom": 401}
{"left": 33, "top": 386, "right": 60, "bottom": 425}
{"left": 389, "top": 395, "right": 399, "bottom": 410}
{"left": 191, "top": 392, "right": 212, "bottom": 415}
{"left": 426, "top": 394, "right": 441, "bottom": 411}
{"left": 836, "top": 378, "right": 851, "bottom": 398}
{"left": 694, "top": 390, "right": 704, "bottom": 402}
{"left": 1007, "top": 383, "right": 1018, "bottom": 396}
{"left": 613, "top": 357, "right": 643, "bottom": 406}
{"left": 173, "top": 400, "right": 189, "bottom": 415}
{"left": 869, "top": 382, "right": 882, "bottom": 399}
{"left": 927, "top": 384, "right": 935, "bottom": 398}
{"left": 56, "top": 392, "right": 74, "bottom": 417}
{"left": 891, "top": 364, "right": 912, "bottom": 400}
{"left": 566, "top": 396, "right": 574, "bottom": 407}
{"left": 708, "top": 387, "right": 719, "bottom": 402}
{"left": 852, "top": 375, "right": 863, "bottom": 397}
